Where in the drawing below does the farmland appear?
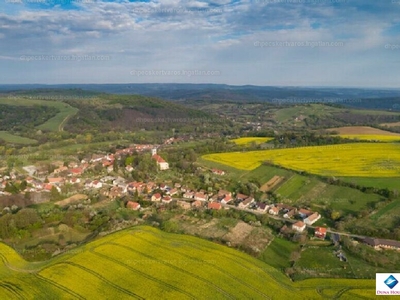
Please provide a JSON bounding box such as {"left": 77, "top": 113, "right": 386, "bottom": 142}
{"left": 202, "top": 143, "right": 400, "bottom": 177}
{"left": 0, "top": 131, "right": 38, "bottom": 145}
{"left": 0, "top": 96, "right": 78, "bottom": 132}
{"left": 327, "top": 126, "right": 400, "bottom": 141}
{"left": 0, "top": 226, "right": 378, "bottom": 299}
{"left": 231, "top": 137, "right": 274, "bottom": 145}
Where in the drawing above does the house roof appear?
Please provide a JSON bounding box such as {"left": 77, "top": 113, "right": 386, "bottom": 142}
{"left": 127, "top": 201, "right": 140, "bottom": 209}
{"left": 257, "top": 203, "right": 267, "bottom": 210}
{"left": 152, "top": 154, "right": 166, "bottom": 163}
{"left": 242, "top": 197, "right": 254, "bottom": 205}
{"left": 298, "top": 208, "right": 313, "bottom": 216}
{"left": 285, "top": 209, "right": 296, "bottom": 217}
{"left": 208, "top": 202, "right": 222, "bottom": 210}
{"left": 363, "top": 237, "right": 400, "bottom": 248}
{"left": 306, "top": 212, "right": 320, "bottom": 222}
{"left": 315, "top": 227, "right": 327, "bottom": 234}
{"left": 153, "top": 193, "right": 161, "bottom": 198}
{"left": 48, "top": 177, "right": 63, "bottom": 183}
{"left": 293, "top": 221, "right": 305, "bottom": 228}
{"left": 236, "top": 193, "right": 248, "bottom": 200}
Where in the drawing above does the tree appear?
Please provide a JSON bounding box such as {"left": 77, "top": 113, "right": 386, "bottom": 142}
{"left": 331, "top": 210, "right": 341, "bottom": 221}
{"left": 50, "top": 186, "right": 61, "bottom": 201}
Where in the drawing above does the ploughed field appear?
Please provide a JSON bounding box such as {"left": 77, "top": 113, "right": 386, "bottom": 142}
{"left": 202, "top": 143, "right": 400, "bottom": 177}
{"left": 0, "top": 226, "right": 377, "bottom": 299}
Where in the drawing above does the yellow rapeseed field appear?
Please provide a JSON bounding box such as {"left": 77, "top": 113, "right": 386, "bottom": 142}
{"left": 231, "top": 137, "right": 274, "bottom": 145}
{"left": 0, "top": 226, "right": 378, "bottom": 299}
{"left": 202, "top": 143, "right": 400, "bottom": 177}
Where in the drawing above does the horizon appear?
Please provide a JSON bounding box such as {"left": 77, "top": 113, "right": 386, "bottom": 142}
{"left": 1, "top": 83, "right": 400, "bottom": 90}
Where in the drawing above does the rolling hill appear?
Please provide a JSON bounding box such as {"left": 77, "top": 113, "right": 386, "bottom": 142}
{"left": 0, "top": 226, "right": 377, "bottom": 299}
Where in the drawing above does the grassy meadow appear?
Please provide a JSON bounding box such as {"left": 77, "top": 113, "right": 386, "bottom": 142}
{"left": 0, "top": 131, "right": 38, "bottom": 145}
{"left": 0, "top": 96, "right": 78, "bottom": 132}
{"left": 0, "top": 226, "right": 379, "bottom": 299}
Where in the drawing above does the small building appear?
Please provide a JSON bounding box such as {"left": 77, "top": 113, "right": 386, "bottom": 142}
{"left": 362, "top": 238, "right": 400, "bottom": 251}
{"left": 256, "top": 203, "right": 268, "bottom": 212}
{"left": 194, "top": 192, "right": 208, "bottom": 201}
{"left": 217, "top": 190, "right": 231, "bottom": 200}
{"left": 152, "top": 149, "right": 169, "bottom": 170}
{"left": 292, "top": 221, "right": 306, "bottom": 233}
{"left": 238, "top": 197, "right": 255, "bottom": 209}
{"left": 221, "top": 194, "right": 233, "bottom": 205}
{"left": 283, "top": 209, "right": 297, "bottom": 219}
{"left": 268, "top": 207, "right": 279, "bottom": 216}
{"left": 304, "top": 212, "right": 321, "bottom": 225}
{"left": 211, "top": 168, "right": 225, "bottom": 175}
{"left": 315, "top": 227, "right": 327, "bottom": 239}
{"left": 162, "top": 196, "right": 173, "bottom": 204}
{"left": 151, "top": 193, "right": 162, "bottom": 202}
{"left": 183, "top": 191, "right": 195, "bottom": 199}
{"left": 298, "top": 208, "right": 313, "bottom": 219}
{"left": 169, "top": 188, "right": 179, "bottom": 196}
{"left": 208, "top": 202, "right": 222, "bottom": 210}
{"left": 127, "top": 201, "right": 140, "bottom": 210}
{"left": 236, "top": 193, "right": 249, "bottom": 202}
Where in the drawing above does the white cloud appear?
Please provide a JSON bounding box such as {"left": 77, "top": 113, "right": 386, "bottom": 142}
{"left": 0, "top": 0, "right": 400, "bottom": 86}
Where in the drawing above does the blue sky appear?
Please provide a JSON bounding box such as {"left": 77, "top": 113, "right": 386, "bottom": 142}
{"left": 1, "top": 0, "right": 400, "bottom": 87}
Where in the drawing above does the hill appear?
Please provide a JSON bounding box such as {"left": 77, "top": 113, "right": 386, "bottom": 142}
{"left": 0, "top": 90, "right": 228, "bottom": 135}
{"left": 2, "top": 84, "right": 400, "bottom": 105}
{"left": 0, "top": 226, "right": 377, "bottom": 299}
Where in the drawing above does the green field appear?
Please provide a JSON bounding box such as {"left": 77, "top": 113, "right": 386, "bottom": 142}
{"left": 0, "top": 97, "right": 78, "bottom": 132}
{"left": 339, "top": 176, "right": 400, "bottom": 190}
{"left": 0, "top": 226, "right": 378, "bottom": 299}
{"left": 0, "top": 131, "right": 38, "bottom": 145}
{"left": 294, "top": 245, "right": 388, "bottom": 281}
{"left": 274, "top": 173, "right": 382, "bottom": 215}
{"left": 259, "top": 237, "right": 299, "bottom": 270}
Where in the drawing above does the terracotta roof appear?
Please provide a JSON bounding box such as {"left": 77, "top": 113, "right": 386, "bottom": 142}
{"left": 127, "top": 201, "right": 140, "bottom": 209}
{"left": 293, "top": 221, "right": 305, "bottom": 228}
{"left": 306, "top": 212, "right": 320, "bottom": 222}
{"left": 152, "top": 154, "right": 166, "bottom": 163}
{"left": 315, "top": 227, "right": 327, "bottom": 233}
{"left": 208, "top": 202, "right": 222, "bottom": 210}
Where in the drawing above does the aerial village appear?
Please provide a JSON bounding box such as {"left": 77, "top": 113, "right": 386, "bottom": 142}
{"left": 0, "top": 139, "right": 397, "bottom": 251}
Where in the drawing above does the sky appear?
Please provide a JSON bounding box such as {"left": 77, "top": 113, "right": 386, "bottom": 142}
{"left": 1, "top": 0, "right": 400, "bottom": 87}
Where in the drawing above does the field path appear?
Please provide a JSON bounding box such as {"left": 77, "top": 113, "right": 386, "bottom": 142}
{"left": 0, "top": 253, "right": 39, "bottom": 274}
{"left": 58, "top": 115, "right": 69, "bottom": 131}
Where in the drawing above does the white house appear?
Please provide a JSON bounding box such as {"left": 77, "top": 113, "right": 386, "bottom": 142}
{"left": 292, "top": 221, "right": 306, "bottom": 233}
{"left": 304, "top": 212, "right": 321, "bottom": 225}
{"left": 152, "top": 148, "right": 169, "bottom": 170}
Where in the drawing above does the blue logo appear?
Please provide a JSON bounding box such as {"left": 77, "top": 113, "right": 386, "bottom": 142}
{"left": 384, "top": 275, "right": 399, "bottom": 289}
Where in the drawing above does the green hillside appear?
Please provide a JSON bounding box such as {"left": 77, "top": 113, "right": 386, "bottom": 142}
{"left": 0, "top": 226, "right": 378, "bottom": 299}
